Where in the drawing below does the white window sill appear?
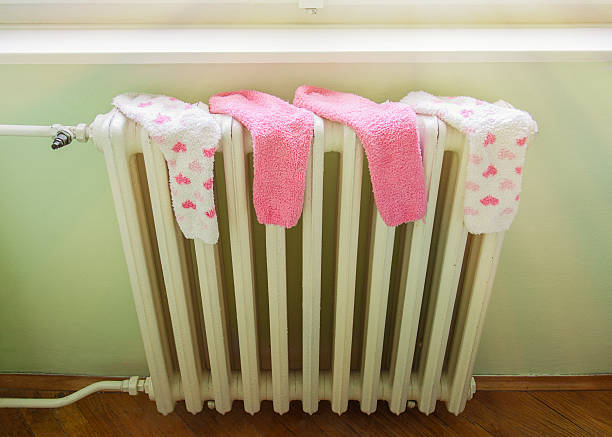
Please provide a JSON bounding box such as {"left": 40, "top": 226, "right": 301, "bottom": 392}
{"left": 1, "top": 27, "right": 610, "bottom": 64}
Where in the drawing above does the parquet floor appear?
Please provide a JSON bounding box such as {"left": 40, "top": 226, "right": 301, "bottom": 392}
{"left": 0, "top": 389, "right": 610, "bottom": 436}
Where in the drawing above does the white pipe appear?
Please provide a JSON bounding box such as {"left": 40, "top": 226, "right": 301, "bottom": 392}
{"left": 0, "top": 377, "right": 151, "bottom": 409}
{"left": 0, "top": 124, "right": 60, "bottom": 137}
{"left": 0, "top": 123, "right": 90, "bottom": 142}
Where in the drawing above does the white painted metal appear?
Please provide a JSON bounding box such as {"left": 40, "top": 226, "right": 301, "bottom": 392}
{"left": 194, "top": 370, "right": 425, "bottom": 403}
{"left": 194, "top": 240, "right": 232, "bottom": 414}
{"left": 444, "top": 231, "right": 505, "bottom": 414}
{"left": 100, "top": 111, "right": 176, "bottom": 415}
{"left": 0, "top": 367, "right": 473, "bottom": 409}
{"left": 193, "top": 118, "right": 233, "bottom": 415}
{"left": 223, "top": 118, "right": 261, "bottom": 414}
{"left": 141, "top": 128, "right": 205, "bottom": 414}
{"left": 265, "top": 224, "right": 290, "bottom": 414}
{"left": 360, "top": 209, "right": 395, "bottom": 414}
{"left": 330, "top": 126, "right": 363, "bottom": 414}
{"left": 0, "top": 124, "right": 64, "bottom": 137}
{"left": 0, "top": 123, "right": 91, "bottom": 141}
{"left": 301, "top": 115, "right": 324, "bottom": 414}
{"left": 0, "top": 378, "right": 152, "bottom": 409}
{"left": 416, "top": 127, "right": 471, "bottom": 415}
{"left": 388, "top": 116, "right": 445, "bottom": 414}
{"left": 0, "top": 109, "right": 510, "bottom": 415}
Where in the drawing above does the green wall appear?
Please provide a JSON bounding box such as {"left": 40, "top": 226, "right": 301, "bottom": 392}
{"left": 1, "top": 62, "right": 611, "bottom": 376}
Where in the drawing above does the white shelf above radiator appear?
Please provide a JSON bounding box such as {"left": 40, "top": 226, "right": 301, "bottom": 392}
{"left": 0, "top": 27, "right": 611, "bottom": 63}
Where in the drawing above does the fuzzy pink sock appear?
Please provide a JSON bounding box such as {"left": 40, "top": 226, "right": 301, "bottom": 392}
{"left": 209, "top": 90, "right": 314, "bottom": 228}
{"left": 294, "top": 85, "right": 426, "bottom": 226}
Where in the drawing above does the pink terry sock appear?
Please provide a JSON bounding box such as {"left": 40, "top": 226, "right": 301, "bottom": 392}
{"left": 209, "top": 90, "right": 314, "bottom": 228}
{"left": 294, "top": 85, "right": 426, "bottom": 226}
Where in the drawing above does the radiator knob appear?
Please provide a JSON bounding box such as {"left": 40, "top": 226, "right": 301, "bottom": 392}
{"left": 51, "top": 129, "right": 73, "bottom": 150}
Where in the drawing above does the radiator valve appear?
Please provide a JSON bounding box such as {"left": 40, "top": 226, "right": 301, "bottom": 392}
{"left": 120, "top": 376, "right": 153, "bottom": 398}
{"left": 51, "top": 128, "right": 73, "bottom": 150}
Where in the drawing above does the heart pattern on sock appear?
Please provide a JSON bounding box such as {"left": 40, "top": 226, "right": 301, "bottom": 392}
{"left": 401, "top": 91, "right": 537, "bottom": 233}
{"left": 482, "top": 165, "right": 498, "bottom": 178}
{"left": 175, "top": 173, "right": 191, "bottom": 185}
{"left": 182, "top": 200, "right": 196, "bottom": 210}
{"left": 202, "top": 147, "right": 217, "bottom": 158}
{"left": 484, "top": 132, "right": 496, "bottom": 146}
{"left": 480, "top": 195, "right": 500, "bottom": 206}
{"left": 172, "top": 141, "right": 187, "bottom": 152}
{"left": 113, "top": 93, "right": 221, "bottom": 244}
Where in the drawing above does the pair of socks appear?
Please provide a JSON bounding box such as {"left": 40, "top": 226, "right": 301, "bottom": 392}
{"left": 209, "top": 87, "right": 426, "bottom": 229}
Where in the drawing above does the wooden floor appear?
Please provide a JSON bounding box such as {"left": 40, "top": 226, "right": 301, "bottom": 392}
{"left": 0, "top": 389, "right": 610, "bottom": 437}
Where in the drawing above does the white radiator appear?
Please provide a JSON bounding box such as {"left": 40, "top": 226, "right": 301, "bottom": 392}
{"left": 88, "top": 108, "right": 505, "bottom": 417}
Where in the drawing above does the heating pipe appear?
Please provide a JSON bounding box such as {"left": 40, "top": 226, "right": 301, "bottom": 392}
{"left": 0, "top": 123, "right": 90, "bottom": 149}
{"left": 0, "top": 377, "right": 153, "bottom": 408}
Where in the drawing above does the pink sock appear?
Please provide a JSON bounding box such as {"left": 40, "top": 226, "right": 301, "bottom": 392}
{"left": 209, "top": 90, "right": 314, "bottom": 228}
{"left": 294, "top": 85, "right": 426, "bottom": 226}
